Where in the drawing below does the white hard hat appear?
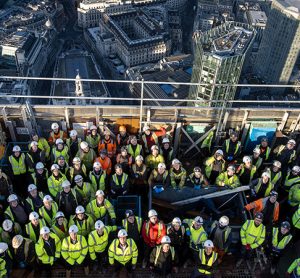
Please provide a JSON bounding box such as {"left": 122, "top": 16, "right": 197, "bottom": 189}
{"left": 51, "top": 123, "right": 59, "bottom": 130}
{"left": 253, "top": 148, "right": 261, "bottom": 154}
{"left": 36, "top": 162, "right": 44, "bottom": 170}
{"left": 12, "top": 235, "right": 24, "bottom": 249}
{"left": 29, "top": 211, "right": 39, "bottom": 221}
{"left": 7, "top": 194, "right": 18, "bottom": 203}
{"left": 161, "top": 235, "right": 171, "bottom": 244}
{"left": 12, "top": 145, "right": 21, "bottom": 152}
{"left": 273, "top": 160, "right": 281, "bottom": 168}
{"left": 95, "top": 190, "right": 105, "bottom": 197}
{"left": 292, "top": 166, "right": 300, "bottom": 173}
{"left": 30, "top": 141, "right": 38, "bottom": 148}
{"left": 227, "top": 165, "right": 236, "bottom": 172}
{"left": 69, "top": 225, "right": 78, "bottom": 234}
{"left": 151, "top": 145, "right": 159, "bottom": 151}
{"left": 262, "top": 172, "right": 271, "bottom": 179}
{"left": 162, "top": 138, "right": 170, "bottom": 144}
{"left": 215, "top": 149, "right": 224, "bottom": 156}
{"left": 69, "top": 130, "right": 77, "bottom": 137}
{"left": 90, "top": 125, "right": 97, "bottom": 130}
{"left": 95, "top": 220, "right": 104, "bottom": 230}
{"left": 43, "top": 195, "right": 53, "bottom": 203}
{"left": 143, "top": 125, "right": 150, "bottom": 132}
{"left": 118, "top": 229, "right": 128, "bottom": 238}
{"left": 103, "top": 130, "right": 111, "bottom": 136}
{"left": 51, "top": 164, "right": 59, "bottom": 171}
{"left": 194, "top": 216, "right": 203, "bottom": 225}
{"left": 28, "top": 184, "right": 37, "bottom": 192}
{"left": 73, "top": 157, "right": 81, "bottom": 164}
{"left": 158, "top": 163, "right": 166, "bottom": 169}
{"left": 40, "top": 226, "right": 50, "bottom": 235}
{"left": 203, "top": 240, "right": 214, "bottom": 248}
{"left": 0, "top": 242, "right": 8, "bottom": 254}
{"left": 74, "top": 175, "right": 83, "bottom": 183}
{"left": 75, "top": 205, "right": 85, "bottom": 214}
{"left": 80, "top": 141, "right": 89, "bottom": 149}
{"left": 135, "top": 155, "right": 143, "bottom": 161}
{"left": 172, "top": 159, "right": 181, "bottom": 165}
{"left": 61, "top": 180, "right": 71, "bottom": 188}
{"left": 2, "top": 219, "right": 13, "bottom": 231}
{"left": 93, "top": 162, "right": 101, "bottom": 168}
{"left": 148, "top": 209, "right": 158, "bottom": 218}
{"left": 219, "top": 216, "right": 229, "bottom": 227}
{"left": 243, "top": 156, "right": 251, "bottom": 163}
{"left": 55, "top": 138, "right": 64, "bottom": 145}
{"left": 172, "top": 217, "right": 182, "bottom": 226}
{"left": 288, "top": 139, "right": 296, "bottom": 145}
{"left": 55, "top": 211, "right": 65, "bottom": 219}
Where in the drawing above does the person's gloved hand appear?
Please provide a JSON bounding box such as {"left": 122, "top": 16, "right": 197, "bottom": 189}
{"left": 132, "top": 264, "right": 136, "bottom": 270}
{"left": 246, "top": 244, "right": 251, "bottom": 250}
{"left": 194, "top": 185, "right": 200, "bottom": 190}
{"left": 186, "top": 230, "right": 191, "bottom": 236}
{"left": 227, "top": 156, "right": 233, "bottom": 161}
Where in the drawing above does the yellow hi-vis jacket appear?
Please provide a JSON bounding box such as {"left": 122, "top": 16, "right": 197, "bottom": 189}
{"left": 287, "top": 258, "right": 300, "bottom": 277}
{"left": 35, "top": 232, "right": 61, "bottom": 265}
{"left": 68, "top": 214, "right": 94, "bottom": 238}
{"left": 25, "top": 219, "right": 47, "bottom": 243}
{"left": 61, "top": 235, "right": 88, "bottom": 265}
{"left": 272, "top": 227, "right": 292, "bottom": 251}
{"left": 122, "top": 217, "right": 142, "bottom": 233}
{"left": 86, "top": 199, "right": 116, "bottom": 221}
{"left": 183, "top": 219, "right": 208, "bottom": 251}
{"left": 39, "top": 202, "right": 58, "bottom": 227}
{"left": 9, "top": 153, "right": 26, "bottom": 175}
{"left": 108, "top": 238, "right": 138, "bottom": 266}
{"left": 292, "top": 205, "right": 300, "bottom": 229}
{"left": 51, "top": 219, "right": 68, "bottom": 240}
{"left": 240, "top": 220, "right": 265, "bottom": 249}
{"left": 216, "top": 172, "right": 240, "bottom": 188}
{"left": 47, "top": 174, "right": 67, "bottom": 197}
{"left": 198, "top": 249, "right": 218, "bottom": 275}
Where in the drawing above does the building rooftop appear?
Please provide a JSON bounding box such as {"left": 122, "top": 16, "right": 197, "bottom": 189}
{"left": 246, "top": 10, "right": 267, "bottom": 27}
{"left": 277, "top": 0, "right": 300, "bottom": 19}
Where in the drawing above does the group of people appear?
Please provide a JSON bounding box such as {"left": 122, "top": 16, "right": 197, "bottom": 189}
{"left": 0, "top": 123, "right": 299, "bottom": 277}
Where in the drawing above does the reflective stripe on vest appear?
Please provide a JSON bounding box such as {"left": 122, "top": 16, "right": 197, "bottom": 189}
{"left": 277, "top": 145, "right": 296, "bottom": 163}
{"left": 145, "top": 221, "right": 163, "bottom": 238}
{"left": 225, "top": 139, "right": 240, "bottom": 155}
{"left": 198, "top": 249, "right": 218, "bottom": 275}
{"left": 154, "top": 245, "right": 175, "bottom": 266}
{"left": 272, "top": 227, "right": 292, "bottom": 250}
{"left": 9, "top": 153, "right": 26, "bottom": 175}
{"left": 285, "top": 172, "right": 300, "bottom": 189}
{"left": 112, "top": 173, "right": 128, "bottom": 187}
{"left": 122, "top": 217, "right": 142, "bottom": 233}
{"left": 127, "top": 144, "right": 142, "bottom": 158}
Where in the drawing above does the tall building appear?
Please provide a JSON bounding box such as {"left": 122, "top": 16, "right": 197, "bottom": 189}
{"left": 255, "top": 0, "right": 300, "bottom": 85}
{"left": 189, "top": 22, "right": 255, "bottom": 106}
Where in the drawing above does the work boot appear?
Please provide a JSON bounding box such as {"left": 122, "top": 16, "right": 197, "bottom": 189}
{"left": 84, "top": 266, "right": 89, "bottom": 276}
{"left": 66, "top": 270, "right": 71, "bottom": 278}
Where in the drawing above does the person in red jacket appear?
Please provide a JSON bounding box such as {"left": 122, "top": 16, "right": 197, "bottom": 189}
{"left": 141, "top": 209, "right": 166, "bottom": 268}
{"left": 141, "top": 125, "right": 166, "bottom": 155}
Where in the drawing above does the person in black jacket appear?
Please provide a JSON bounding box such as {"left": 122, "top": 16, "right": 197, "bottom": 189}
{"left": 30, "top": 162, "right": 49, "bottom": 194}
{"left": 0, "top": 242, "right": 12, "bottom": 277}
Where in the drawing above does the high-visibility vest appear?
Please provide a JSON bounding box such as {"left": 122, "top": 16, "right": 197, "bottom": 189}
{"left": 201, "top": 130, "right": 214, "bottom": 150}
{"left": 145, "top": 221, "right": 164, "bottom": 239}
{"left": 9, "top": 153, "right": 26, "bottom": 175}
{"left": 13, "top": 238, "right": 33, "bottom": 263}
{"left": 284, "top": 172, "right": 300, "bottom": 191}
{"left": 255, "top": 178, "right": 274, "bottom": 197}
{"left": 31, "top": 170, "right": 49, "bottom": 185}
{"left": 216, "top": 172, "right": 240, "bottom": 188}
{"left": 240, "top": 220, "right": 265, "bottom": 249}
{"left": 122, "top": 217, "right": 142, "bottom": 233}
{"left": 170, "top": 167, "right": 186, "bottom": 188}
{"left": 86, "top": 134, "right": 100, "bottom": 149}
{"left": 74, "top": 182, "right": 92, "bottom": 203}
{"left": 69, "top": 214, "right": 94, "bottom": 237}
{"left": 198, "top": 249, "right": 218, "bottom": 275}
{"left": 276, "top": 145, "right": 296, "bottom": 163}
{"left": 26, "top": 192, "right": 44, "bottom": 211}
{"left": 0, "top": 256, "right": 7, "bottom": 277}
{"left": 51, "top": 219, "right": 68, "bottom": 240}
{"left": 271, "top": 171, "right": 282, "bottom": 186}
{"left": 210, "top": 220, "right": 231, "bottom": 250}
{"left": 52, "top": 146, "right": 69, "bottom": 163}
{"left": 251, "top": 155, "right": 263, "bottom": 170}
{"left": 159, "top": 148, "right": 174, "bottom": 163}
{"left": 39, "top": 202, "right": 58, "bottom": 226}
{"left": 132, "top": 164, "right": 147, "bottom": 176}
{"left": 154, "top": 245, "right": 175, "bottom": 266}
{"left": 1, "top": 223, "right": 22, "bottom": 244}
{"left": 108, "top": 238, "right": 138, "bottom": 265}
{"left": 66, "top": 138, "right": 81, "bottom": 149}
{"left": 69, "top": 165, "right": 87, "bottom": 181}
{"left": 127, "top": 144, "right": 142, "bottom": 158}
{"left": 112, "top": 173, "right": 128, "bottom": 187}
{"left": 152, "top": 169, "right": 169, "bottom": 182}
{"left": 47, "top": 174, "right": 67, "bottom": 197}
{"left": 287, "top": 258, "right": 300, "bottom": 277}
{"left": 142, "top": 133, "right": 158, "bottom": 152}
{"left": 225, "top": 139, "right": 241, "bottom": 155}
{"left": 272, "top": 227, "right": 292, "bottom": 250}
{"left": 256, "top": 145, "right": 271, "bottom": 161}
{"left": 146, "top": 154, "right": 165, "bottom": 170}
{"left": 238, "top": 164, "right": 257, "bottom": 182}
{"left": 86, "top": 199, "right": 116, "bottom": 220}
{"left": 189, "top": 225, "right": 208, "bottom": 250}
{"left": 25, "top": 219, "right": 47, "bottom": 243}
{"left": 204, "top": 156, "right": 225, "bottom": 179}
{"left": 35, "top": 232, "right": 61, "bottom": 265}
{"left": 61, "top": 235, "right": 88, "bottom": 265}
{"left": 288, "top": 184, "right": 300, "bottom": 207}
{"left": 89, "top": 171, "right": 106, "bottom": 193}
{"left": 292, "top": 205, "right": 300, "bottom": 229}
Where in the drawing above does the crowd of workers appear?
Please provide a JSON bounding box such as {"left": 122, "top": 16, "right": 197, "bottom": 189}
{"left": 0, "top": 123, "right": 299, "bottom": 278}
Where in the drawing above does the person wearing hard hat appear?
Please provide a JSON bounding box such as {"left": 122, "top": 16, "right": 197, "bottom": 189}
{"left": 39, "top": 195, "right": 58, "bottom": 226}
{"left": 76, "top": 141, "right": 97, "bottom": 172}
{"left": 0, "top": 242, "right": 12, "bottom": 277}
{"left": 122, "top": 209, "right": 143, "bottom": 245}
{"left": 130, "top": 155, "right": 147, "bottom": 196}
{"left": 26, "top": 141, "right": 45, "bottom": 173}
{"left": 187, "top": 167, "right": 209, "bottom": 190}
{"left": 51, "top": 211, "right": 68, "bottom": 240}
{"left": 67, "top": 157, "right": 88, "bottom": 185}
{"left": 8, "top": 145, "right": 27, "bottom": 197}
{"left": 283, "top": 165, "right": 300, "bottom": 193}
{"left": 0, "top": 167, "right": 13, "bottom": 208}
{"left": 89, "top": 162, "right": 107, "bottom": 193}
{"left": 47, "top": 164, "right": 67, "bottom": 197}
{"left": 126, "top": 135, "right": 143, "bottom": 159}
{"left": 236, "top": 156, "right": 257, "bottom": 185}
{"left": 11, "top": 235, "right": 35, "bottom": 270}
{"left": 1, "top": 219, "right": 22, "bottom": 245}
{"left": 25, "top": 183, "right": 44, "bottom": 212}
{"left": 256, "top": 137, "right": 271, "bottom": 162}
{"left": 25, "top": 211, "right": 47, "bottom": 243}
{"left": 149, "top": 235, "right": 178, "bottom": 276}
{"left": 108, "top": 229, "right": 138, "bottom": 276}
{"left": 85, "top": 125, "right": 100, "bottom": 153}
{"left": 94, "top": 149, "right": 112, "bottom": 175}
{"left": 204, "top": 149, "right": 226, "bottom": 184}
{"left": 5, "top": 194, "right": 29, "bottom": 227}
{"left": 30, "top": 162, "right": 49, "bottom": 194}
{"left": 56, "top": 180, "right": 81, "bottom": 219}
{"left": 210, "top": 216, "right": 232, "bottom": 263}
{"left": 35, "top": 226, "right": 61, "bottom": 275}
{"left": 251, "top": 147, "right": 263, "bottom": 173}
{"left": 73, "top": 175, "right": 92, "bottom": 206}
{"left": 216, "top": 165, "right": 240, "bottom": 189}
{"left": 88, "top": 220, "right": 117, "bottom": 272}
{"left": 141, "top": 125, "right": 166, "bottom": 155}
{"left": 183, "top": 216, "right": 208, "bottom": 262}
{"left": 148, "top": 162, "right": 171, "bottom": 193}
{"left": 190, "top": 240, "right": 218, "bottom": 278}
{"left": 69, "top": 205, "right": 94, "bottom": 237}
{"left": 48, "top": 122, "right": 67, "bottom": 146}
{"left": 116, "top": 146, "right": 133, "bottom": 174}
{"left": 222, "top": 131, "right": 241, "bottom": 162}
{"left": 61, "top": 225, "right": 89, "bottom": 278}
{"left": 269, "top": 221, "right": 293, "bottom": 275}
{"left": 170, "top": 159, "right": 187, "bottom": 190}
{"left": 292, "top": 205, "right": 300, "bottom": 240}
{"left": 110, "top": 164, "right": 129, "bottom": 198}
{"left": 250, "top": 171, "right": 274, "bottom": 199}
{"left": 145, "top": 145, "right": 165, "bottom": 171}
{"left": 287, "top": 183, "right": 300, "bottom": 216}
{"left": 30, "top": 131, "right": 51, "bottom": 160}
{"left": 57, "top": 155, "right": 69, "bottom": 175}
{"left": 51, "top": 138, "right": 69, "bottom": 164}
{"left": 66, "top": 130, "right": 82, "bottom": 160}
{"left": 273, "top": 139, "right": 297, "bottom": 169}
{"left": 167, "top": 217, "right": 187, "bottom": 266}
{"left": 86, "top": 190, "right": 116, "bottom": 225}
{"left": 268, "top": 160, "right": 283, "bottom": 191}
{"left": 141, "top": 209, "right": 166, "bottom": 268}
{"left": 98, "top": 130, "right": 116, "bottom": 159}
{"left": 287, "top": 257, "right": 300, "bottom": 278}
{"left": 116, "top": 125, "right": 129, "bottom": 151}
{"left": 160, "top": 137, "right": 174, "bottom": 167}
